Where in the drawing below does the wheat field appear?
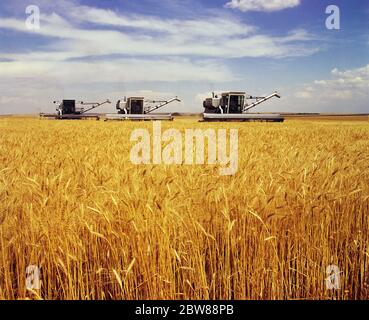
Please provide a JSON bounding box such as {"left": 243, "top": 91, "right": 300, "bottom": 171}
{"left": 0, "top": 117, "right": 368, "bottom": 300}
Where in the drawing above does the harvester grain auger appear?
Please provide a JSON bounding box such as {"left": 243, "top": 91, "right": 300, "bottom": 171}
{"left": 202, "top": 91, "right": 284, "bottom": 122}
{"left": 105, "top": 96, "right": 181, "bottom": 121}
{"left": 40, "top": 99, "right": 111, "bottom": 120}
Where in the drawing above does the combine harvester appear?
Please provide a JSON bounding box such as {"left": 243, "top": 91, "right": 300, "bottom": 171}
{"left": 40, "top": 99, "right": 111, "bottom": 120}
{"left": 202, "top": 91, "right": 284, "bottom": 122}
{"left": 105, "top": 96, "right": 181, "bottom": 121}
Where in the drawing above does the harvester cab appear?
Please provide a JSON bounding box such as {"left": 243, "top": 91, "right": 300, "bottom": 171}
{"left": 116, "top": 97, "right": 145, "bottom": 115}
{"left": 204, "top": 92, "right": 246, "bottom": 114}
{"left": 202, "top": 91, "right": 284, "bottom": 122}
{"left": 56, "top": 100, "right": 77, "bottom": 115}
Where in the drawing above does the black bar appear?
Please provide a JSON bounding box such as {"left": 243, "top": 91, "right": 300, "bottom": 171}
{"left": 0, "top": 300, "right": 367, "bottom": 319}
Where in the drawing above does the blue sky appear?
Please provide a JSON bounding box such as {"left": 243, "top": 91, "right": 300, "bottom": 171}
{"left": 0, "top": 0, "right": 368, "bottom": 114}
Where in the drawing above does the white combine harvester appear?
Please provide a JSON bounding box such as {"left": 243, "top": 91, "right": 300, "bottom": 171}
{"left": 105, "top": 96, "right": 181, "bottom": 121}
{"left": 202, "top": 91, "right": 284, "bottom": 122}
{"left": 40, "top": 100, "right": 111, "bottom": 120}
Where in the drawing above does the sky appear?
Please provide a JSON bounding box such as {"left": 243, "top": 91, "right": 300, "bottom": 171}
{"left": 0, "top": 0, "right": 368, "bottom": 114}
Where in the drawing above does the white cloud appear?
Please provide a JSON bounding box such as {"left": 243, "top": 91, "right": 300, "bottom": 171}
{"left": 295, "top": 64, "right": 369, "bottom": 101}
{"left": 0, "top": 6, "right": 318, "bottom": 60}
{"left": 68, "top": 6, "right": 256, "bottom": 38}
{"left": 225, "top": 0, "right": 301, "bottom": 12}
{"left": 0, "top": 58, "right": 235, "bottom": 83}
{"left": 294, "top": 90, "right": 312, "bottom": 99}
